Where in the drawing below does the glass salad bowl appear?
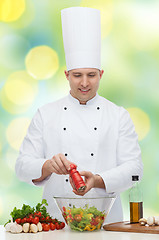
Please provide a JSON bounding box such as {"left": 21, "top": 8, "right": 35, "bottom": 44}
{"left": 54, "top": 194, "right": 116, "bottom": 232}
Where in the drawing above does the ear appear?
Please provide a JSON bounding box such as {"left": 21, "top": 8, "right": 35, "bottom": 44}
{"left": 64, "top": 70, "right": 69, "bottom": 80}
{"left": 99, "top": 69, "right": 104, "bottom": 79}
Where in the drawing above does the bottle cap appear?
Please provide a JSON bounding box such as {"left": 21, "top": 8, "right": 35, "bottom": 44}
{"left": 132, "top": 175, "right": 139, "bottom": 181}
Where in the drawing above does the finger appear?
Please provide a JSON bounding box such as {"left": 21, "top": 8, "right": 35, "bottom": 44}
{"left": 72, "top": 183, "right": 89, "bottom": 196}
{"left": 79, "top": 171, "right": 91, "bottom": 177}
{"left": 55, "top": 154, "right": 73, "bottom": 174}
{"left": 60, "top": 154, "right": 77, "bottom": 172}
{"left": 50, "top": 160, "right": 62, "bottom": 174}
{"left": 73, "top": 189, "right": 87, "bottom": 196}
{"left": 51, "top": 157, "right": 66, "bottom": 174}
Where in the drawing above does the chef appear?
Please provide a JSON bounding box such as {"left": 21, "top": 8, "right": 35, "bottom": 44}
{"left": 15, "top": 7, "right": 143, "bottom": 223}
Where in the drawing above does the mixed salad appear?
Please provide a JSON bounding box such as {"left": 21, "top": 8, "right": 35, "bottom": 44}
{"left": 62, "top": 204, "right": 105, "bottom": 232}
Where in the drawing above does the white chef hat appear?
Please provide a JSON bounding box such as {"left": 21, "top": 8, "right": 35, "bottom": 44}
{"left": 61, "top": 7, "right": 101, "bottom": 71}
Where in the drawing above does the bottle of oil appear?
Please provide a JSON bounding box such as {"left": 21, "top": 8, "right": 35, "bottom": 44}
{"left": 129, "top": 175, "right": 143, "bottom": 223}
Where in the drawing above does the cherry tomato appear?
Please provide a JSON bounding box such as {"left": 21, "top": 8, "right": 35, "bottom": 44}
{"left": 26, "top": 218, "right": 31, "bottom": 223}
{"left": 34, "top": 211, "right": 42, "bottom": 217}
{"left": 95, "top": 216, "right": 102, "bottom": 224}
{"left": 32, "top": 216, "right": 39, "bottom": 224}
{"left": 45, "top": 216, "right": 52, "bottom": 223}
{"left": 29, "top": 215, "right": 33, "bottom": 222}
{"left": 55, "top": 222, "right": 60, "bottom": 230}
{"left": 90, "top": 218, "right": 98, "bottom": 226}
{"left": 50, "top": 222, "right": 56, "bottom": 230}
{"left": 41, "top": 223, "right": 45, "bottom": 230}
{"left": 21, "top": 217, "right": 27, "bottom": 224}
{"left": 74, "top": 214, "right": 82, "bottom": 222}
{"left": 43, "top": 224, "right": 50, "bottom": 231}
{"left": 60, "top": 222, "right": 65, "bottom": 229}
{"left": 15, "top": 218, "right": 21, "bottom": 224}
{"left": 40, "top": 216, "right": 45, "bottom": 222}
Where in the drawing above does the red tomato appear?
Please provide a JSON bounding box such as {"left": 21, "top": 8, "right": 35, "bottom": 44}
{"left": 62, "top": 207, "right": 66, "bottom": 212}
{"left": 74, "top": 214, "right": 82, "bottom": 222}
{"left": 21, "top": 217, "right": 27, "bottom": 224}
{"left": 40, "top": 216, "right": 45, "bottom": 222}
{"left": 90, "top": 218, "right": 98, "bottom": 226}
{"left": 29, "top": 215, "right": 33, "bottom": 222}
{"left": 55, "top": 222, "right": 60, "bottom": 230}
{"left": 15, "top": 218, "right": 21, "bottom": 224}
{"left": 45, "top": 216, "right": 52, "bottom": 223}
{"left": 95, "top": 216, "right": 102, "bottom": 224}
{"left": 60, "top": 222, "right": 65, "bottom": 229}
{"left": 32, "top": 216, "right": 39, "bottom": 224}
{"left": 34, "top": 211, "right": 42, "bottom": 217}
{"left": 41, "top": 223, "right": 45, "bottom": 230}
{"left": 50, "top": 222, "right": 56, "bottom": 231}
{"left": 43, "top": 224, "right": 50, "bottom": 231}
{"left": 26, "top": 218, "right": 31, "bottom": 223}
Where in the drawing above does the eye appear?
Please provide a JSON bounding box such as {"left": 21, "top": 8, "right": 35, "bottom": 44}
{"left": 74, "top": 75, "right": 81, "bottom": 77}
{"left": 88, "top": 74, "right": 95, "bottom": 77}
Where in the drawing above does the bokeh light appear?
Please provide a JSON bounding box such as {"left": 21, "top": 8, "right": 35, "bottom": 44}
{"left": 47, "top": 66, "right": 70, "bottom": 98}
{"left": 0, "top": 71, "right": 38, "bottom": 114}
{"left": 25, "top": 46, "right": 59, "bottom": 80}
{"left": 5, "top": 148, "right": 18, "bottom": 172}
{"left": 80, "top": 0, "right": 113, "bottom": 39}
{"left": 127, "top": 4, "right": 159, "bottom": 51}
{"left": 126, "top": 108, "right": 150, "bottom": 141}
{"left": 6, "top": 117, "right": 31, "bottom": 151}
{"left": 0, "top": 34, "right": 30, "bottom": 69}
{"left": 8, "top": 0, "right": 35, "bottom": 29}
{"left": 0, "top": 0, "right": 26, "bottom": 22}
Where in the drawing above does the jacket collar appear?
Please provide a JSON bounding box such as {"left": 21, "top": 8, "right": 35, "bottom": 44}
{"left": 68, "top": 92, "right": 99, "bottom": 106}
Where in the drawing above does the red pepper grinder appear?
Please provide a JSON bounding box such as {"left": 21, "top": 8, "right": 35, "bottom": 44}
{"left": 69, "top": 164, "right": 86, "bottom": 192}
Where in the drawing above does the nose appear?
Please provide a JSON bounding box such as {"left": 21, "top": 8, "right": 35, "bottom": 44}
{"left": 81, "top": 75, "right": 89, "bottom": 88}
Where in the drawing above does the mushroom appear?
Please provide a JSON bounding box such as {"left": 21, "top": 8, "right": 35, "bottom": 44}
{"left": 5, "top": 222, "right": 15, "bottom": 232}
{"left": 139, "top": 218, "right": 147, "bottom": 226}
{"left": 30, "top": 224, "right": 38, "bottom": 233}
{"left": 154, "top": 216, "right": 159, "bottom": 225}
{"left": 10, "top": 223, "right": 22, "bottom": 233}
{"left": 37, "top": 222, "right": 42, "bottom": 232}
{"left": 147, "top": 216, "right": 155, "bottom": 226}
{"left": 22, "top": 223, "right": 30, "bottom": 233}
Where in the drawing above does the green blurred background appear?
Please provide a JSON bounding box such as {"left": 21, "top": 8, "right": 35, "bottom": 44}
{"left": 0, "top": 0, "right": 159, "bottom": 224}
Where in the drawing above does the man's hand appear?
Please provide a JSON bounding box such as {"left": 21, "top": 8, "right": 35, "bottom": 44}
{"left": 33, "top": 153, "right": 76, "bottom": 183}
{"left": 48, "top": 153, "right": 75, "bottom": 174}
{"left": 69, "top": 171, "right": 105, "bottom": 196}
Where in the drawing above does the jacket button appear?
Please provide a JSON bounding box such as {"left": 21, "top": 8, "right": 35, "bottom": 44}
{"left": 91, "top": 153, "right": 94, "bottom": 156}
{"left": 94, "top": 127, "right": 97, "bottom": 130}
{"left": 64, "top": 107, "right": 67, "bottom": 110}
{"left": 63, "top": 128, "right": 66, "bottom": 130}
{"left": 65, "top": 153, "right": 68, "bottom": 156}
{"left": 66, "top": 179, "right": 68, "bottom": 182}
{"left": 97, "top": 107, "right": 100, "bottom": 110}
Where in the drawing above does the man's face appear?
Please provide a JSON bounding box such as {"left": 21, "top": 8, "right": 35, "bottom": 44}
{"left": 65, "top": 68, "right": 104, "bottom": 104}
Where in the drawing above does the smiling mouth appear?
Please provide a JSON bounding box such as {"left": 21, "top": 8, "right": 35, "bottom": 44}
{"left": 79, "top": 89, "right": 90, "bottom": 93}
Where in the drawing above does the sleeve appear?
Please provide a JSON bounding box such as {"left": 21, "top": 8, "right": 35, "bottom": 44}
{"left": 15, "top": 109, "right": 49, "bottom": 186}
{"left": 99, "top": 107, "right": 143, "bottom": 194}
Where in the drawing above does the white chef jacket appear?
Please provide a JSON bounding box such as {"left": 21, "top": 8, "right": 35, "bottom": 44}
{"left": 15, "top": 93, "right": 143, "bottom": 224}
